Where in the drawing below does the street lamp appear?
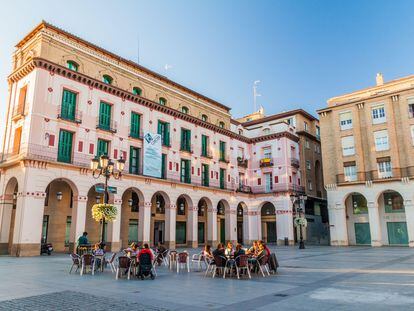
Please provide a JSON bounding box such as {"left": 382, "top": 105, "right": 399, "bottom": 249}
{"left": 90, "top": 154, "right": 125, "bottom": 248}
{"left": 291, "top": 194, "right": 307, "bottom": 249}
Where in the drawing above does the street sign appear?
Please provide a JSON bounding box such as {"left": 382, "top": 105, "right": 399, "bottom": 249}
{"left": 108, "top": 186, "right": 117, "bottom": 194}
{"left": 94, "top": 185, "right": 117, "bottom": 194}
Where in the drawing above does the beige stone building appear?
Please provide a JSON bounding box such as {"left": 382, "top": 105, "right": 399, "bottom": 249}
{"left": 318, "top": 73, "right": 414, "bottom": 246}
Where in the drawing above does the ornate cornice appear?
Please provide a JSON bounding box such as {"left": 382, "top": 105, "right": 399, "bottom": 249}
{"left": 9, "top": 57, "right": 299, "bottom": 145}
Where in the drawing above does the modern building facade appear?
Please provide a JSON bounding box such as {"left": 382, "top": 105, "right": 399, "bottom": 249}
{"left": 318, "top": 73, "right": 414, "bottom": 247}
{"left": 236, "top": 108, "right": 328, "bottom": 244}
{"left": 0, "top": 22, "right": 317, "bottom": 256}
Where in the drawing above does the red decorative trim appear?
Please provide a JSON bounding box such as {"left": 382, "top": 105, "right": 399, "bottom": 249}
{"left": 48, "top": 87, "right": 53, "bottom": 92}
{"left": 121, "top": 111, "right": 125, "bottom": 115}
{"left": 87, "top": 100, "right": 92, "bottom": 105}
{"left": 44, "top": 118, "right": 50, "bottom": 122}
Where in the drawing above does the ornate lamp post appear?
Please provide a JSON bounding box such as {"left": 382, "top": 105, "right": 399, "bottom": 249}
{"left": 90, "top": 155, "right": 125, "bottom": 247}
{"left": 291, "top": 194, "right": 307, "bottom": 249}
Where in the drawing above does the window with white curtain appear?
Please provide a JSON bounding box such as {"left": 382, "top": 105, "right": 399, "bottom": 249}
{"left": 344, "top": 165, "right": 357, "bottom": 182}
{"left": 341, "top": 136, "right": 355, "bottom": 156}
{"left": 378, "top": 161, "right": 392, "bottom": 178}
{"left": 339, "top": 111, "right": 353, "bottom": 130}
{"left": 374, "top": 130, "right": 389, "bottom": 151}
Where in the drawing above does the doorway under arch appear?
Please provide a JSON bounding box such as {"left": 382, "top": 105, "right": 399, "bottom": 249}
{"left": 261, "top": 202, "right": 277, "bottom": 244}
{"left": 0, "top": 177, "right": 18, "bottom": 255}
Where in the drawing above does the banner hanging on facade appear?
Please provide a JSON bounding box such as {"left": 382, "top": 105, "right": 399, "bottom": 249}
{"left": 143, "top": 132, "right": 162, "bottom": 178}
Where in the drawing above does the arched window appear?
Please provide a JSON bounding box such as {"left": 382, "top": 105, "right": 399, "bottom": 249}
{"left": 219, "top": 121, "right": 225, "bottom": 129}
{"left": 66, "top": 60, "right": 79, "bottom": 72}
{"left": 201, "top": 114, "right": 208, "bottom": 122}
{"left": 132, "top": 87, "right": 142, "bottom": 96}
{"left": 263, "top": 128, "right": 270, "bottom": 135}
{"left": 181, "top": 106, "right": 189, "bottom": 114}
{"left": 102, "top": 75, "right": 113, "bottom": 85}
{"left": 159, "top": 97, "right": 166, "bottom": 106}
{"left": 238, "top": 129, "right": 243, "bottom": 135}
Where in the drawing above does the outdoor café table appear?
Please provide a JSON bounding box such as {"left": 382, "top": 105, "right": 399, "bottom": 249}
{"left": 93, "top": 254, "right": 105, "bottom": 272}
{"left": 225, "top": 255, "right": 237, "bottom": 278}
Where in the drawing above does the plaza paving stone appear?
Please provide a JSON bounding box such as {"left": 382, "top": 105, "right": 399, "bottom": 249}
{"left": 0, "top": 246, "right": 414, "bottom": 310}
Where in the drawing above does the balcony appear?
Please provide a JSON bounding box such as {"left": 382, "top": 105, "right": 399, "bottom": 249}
{"left": 57, "top": 105, "right": 82, "bottom": 124}
{"left": 237, "top": 157, "right": 248, "bottom": 168}
{"left": 219, "top": 154, "right": 230, "bottom": 163}
{"left": 251, "top": 183, "right": 305, "bottom": 194}
{"left": 128, "top": 127, "right": 143, "bottom": 140}
{"left": 180, "top": 143, "right": 193, "bottom": 154}
{"left": 290, "top": 158, "right": 300, "bottom": 168}
{"left": 336, "top": 167, "right": 414, "bottom": 184}
{"left": 237, "top": 184, "right": 251, "bottom": 193}
{"left": 260, "top": 158, "right": 273, "bottom": 167}
{"left": 96, "top": 118, "right": 117, "bottom": 133}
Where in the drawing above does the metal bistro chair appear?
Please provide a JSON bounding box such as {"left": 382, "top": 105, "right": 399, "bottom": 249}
{"left": 116, "top": 256, "right": 132, "bottom": 280}
{"left": 256, "top": 255, "right": 271, "bottom": 277}
{"left": 177, "top": 252, "right": 190, "bottom": 274}
{"left": 212, "top": 255, "right": 227, "bottom": 279}
{"left": 80, "top": 254, "right": 94, "bottom": 276}
{"left": 191, "top": 251, "right": 207, "bottom": 271}
{"left": 158, "top": 249, "right": 170, "bottom": 267}
{"left": 235, "top": 254, "right": 251, "bottom": 279}
{"left": 105, "top": 253, "right": 117, "bottom": 273}
{"left": 69, "top": 253, "right": 81, "bottom": 274}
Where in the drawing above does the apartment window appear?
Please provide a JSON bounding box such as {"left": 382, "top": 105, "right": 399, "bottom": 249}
{"left": 374, "top": 130, "right": 389, "bottom": 151}
{"left": 132, "top": 87, "right": 142, "bottom": 96}
{"left": 98, "top": 102, "right": 112, "bottom": 131}
{"left": 316, "top": 125, "right": 320, "bottom": 139}
{"left": 102, "top": 74, "right": 113, "bottom": 85}
{"left": 130, "top": 112, "right": 141, "bottom": 139}
{"left": 201, "top": 135, "right": 209, "bottom": 157}
{"left": 219, "top": 121, "right": 225, "bottom": 129}
{"left": 219, "top": 168, "right": 226, "bottom": 189}
{"left": 180, "top": 159, "right": 191, "bottom": 184}
{"left": 341, "top": 136, "right": 355, "bottom": 156}
{"left": 263, "top": 128, "right": 270, "bottom": 135}
{"left": 306, "top": 160, "right": 311, "bottom": 170}
{"left": 263, "top": 147, "right": 272, "bottom": 159}
{"left": 308, "top": 180, "right": 313, "bottom": 190}
{"left": 57, "top": 130, "right": 73, "bottom": 163}
{"left": 180, "top": 128, "right": 191, "bottom": 152}
{"left": 305, "top": 139, "right": 310, "bottom": 149}
{"left": 60, "top": 89, "right": 77, "bottom": 121}
{"left": 238, "top": 129, "right": 243, "bottom": 135}
{"left": 14, "top": 86, "right": 27, "bottom": 117}
{"left": 181, "top": 106, "right": 189, "bottom": 114}
{"left": 344, "top": 163, "right": 357, "bottom": 182}
{"left": 97, "top": 139, "right": 109, "bottom": 157}
{"left": 339, "top": 111, "right": 353, "bottom": 130}
{"left": 377, "top": 158, "right": 392, "bottom": 178}
{"left": 201, "top": 114, "right": 208, "bottom": 122}
{"left": 159, "top": 97, "right": 167, "bottom": 106}
{"left": 264, "top": 173, "right": 272, "bottom": 193}
{"left": 157, "top": 121, "right": 170, "bottom": 146}
{"left": 219, "top": 141, "right": 226, "bottom": 161}
{"left": 12, "top": 127, "right": 22, "bottom": 155}
{"left": 202, "top": 164, "right": 209, "bottom": 187}
{"left": 286, "top": 117, "right": 295, "bottom": 127}
{"left": 372, "top": 105, "right": 386, "bottom": 124}
{"left": 409, "top": 101, "right": 414, "bottom": 118}
{"left": 66, "top": 60, "right": 78, "bottom": 71}
{"left": 237, "top": 147, "right": 244, "bottom": 160}
{"left": 304, "top": 121, "right": 309, "bottom": 132}
{"left": 129, "top": 146, "right": 141, "bottom": 175}
{"left": 411, "top": 125, "right": 414, "bottom": 145}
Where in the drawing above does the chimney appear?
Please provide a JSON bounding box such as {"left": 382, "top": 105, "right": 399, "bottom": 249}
{"left": 376, "top": 73, "right": 384, "bottom": 86}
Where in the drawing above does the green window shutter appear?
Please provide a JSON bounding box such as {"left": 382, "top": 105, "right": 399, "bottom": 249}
{"left": 97, "top": 139, "right": 109, "bottom": 157}
{"left": 99, "top": 102, "right": 111, "bottom": 130}
{"left": 157, "top": 121, "right": 162, "bottom": 135}
{"left": 161, "top": 154, "right": 166, "bottom": 179}
{"left": 180, "top": 129, "right": 185, "bottom": 150}
{"left": 220, "top": 168, "right": 225, "bottom": 189}
{"left": 129, "top": 146, "right": 140, "bottom": 175}
{"left": 202, "top": 135, "right": 208, "bottom": 156}
{"left": 57, "top": 130, "right": 73, "bottom": 163}
{"left": 185, "top": 160, "right": 191, "bottom": 183}
{"left": 165, "top": 123, "right": 170, "bottom": 146}
{"left": 219, "top": 141, "right": 226, "bottom": 160}
{"left": 202, "top": 164, "right": 209, "bottom": 186}
{"left": 130, "top": 112, "right": 141, "bottom": 138}
{"left": 61, "top": 90, "right": 76, "bottom": 121}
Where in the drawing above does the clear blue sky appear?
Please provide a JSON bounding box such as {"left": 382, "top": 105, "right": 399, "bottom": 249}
{"left": 1, "top": 0, "right": 414, "bottom": 142}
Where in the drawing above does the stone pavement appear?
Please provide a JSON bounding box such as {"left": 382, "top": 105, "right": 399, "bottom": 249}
{"left": 1, "top": 246, "right": 414, "bottom": 310}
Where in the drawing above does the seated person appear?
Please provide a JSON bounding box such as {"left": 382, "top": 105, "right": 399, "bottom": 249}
{"left": 138, "top": 243, "right": 154, "bottom": 262}
{"left": 259, "top": 240, "right": 271, "bottom": 257}
{"left": 213, "top": 243, "right": 225, "bottom": 258}
{"left": 246, "top": 241, "right": 258, "bottom": 256}
{"left": 203, "top": 245, "right": 213, "bottom": 261}
{"left": 225, "top": 242, "right": 234, "bottom": 257}
{"left": 234, "top": 244, "right": 245, "bottom": 259}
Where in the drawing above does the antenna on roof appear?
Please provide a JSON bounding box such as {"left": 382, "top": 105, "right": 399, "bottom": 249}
{"left": 253, "top": 80, "right": 261, "bottom": 112}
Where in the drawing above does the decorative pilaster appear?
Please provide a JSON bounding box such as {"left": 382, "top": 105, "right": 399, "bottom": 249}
{"left": 328, "top": 203, "right": 348, "bottom": 246}
{"left": 69, "top": 195, "right": 87, "bottom": 252}
{"left": 404, "top": 200, "right": 414, "bottom": 247}
{"left": 165, "top": 203, "right": 176, "bottom": 249}
{"left": 207, "top": 207, "right": 217, "bottom": 246}
{"left": 367, "top": 201, "right": 382, "bottom": 247}
{"left": 139, "top": 201, "right": 152, "bottom": 244}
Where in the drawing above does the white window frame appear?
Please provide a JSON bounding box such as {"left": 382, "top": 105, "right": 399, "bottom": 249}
{"left": 378, "top": 161, "right": 392, "bottom": 178}
{"left": 304, "top": 121, "right": 309, "bottom": 132}
{"left": 305, "top": 140, "right": 310, "bottom": 149}
{"left": 344, "top": 165, "right": 357, "bottom": 182}
{"left": 306, "top": 160, "right": 311, "bottom": 170}
{"left": 411, "top": 125, "right": 414, "bottom": 145}
{"left": 341, "top": 136, "right": 355, "bottom": 156}
{"left": 374, "top": 130, "right": 389, "bottom": 151}
{"left": 308, "top": 180, "right": 313, "bottom": 190}
{"left": 339, "top": 111, "right": 353, "bottom": 130}
{"left": 372, "top": 105, "right": 386, "bottom": 124}
{"left": 263, "top": 146, "right": 272, "bottom": 159}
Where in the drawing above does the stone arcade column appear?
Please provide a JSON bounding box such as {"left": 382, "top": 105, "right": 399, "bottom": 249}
{"left": 328, "top": 203, "right": 348, "bottom": 246}
{"left": 138, "top": 201, "right": 152, "bottom": 245}
{"left": 275, "top": 199, "right": 294, "bottom": 246}
{"left": 0, "top": 196, "right": 13, "bottom": 254}
{"left": 207, "top": 207, "right": 217, "bottom": 246}
{"left": 11, "top": 192, "right": 45, "bottom": 256}
{"left": 225, "top": 206, "right": 237, "bottom": 244}
{"left": 165, "top": 203, "right": 176, "bottom": 249}
{"left": 187, "top": 205, "right": 198, "bottom": 248}
{"left": 69, "top": 195, "right": 87, "bottom": 252}
{"left": 404, "top": 200, "right": 414, "bottom": 247}
{"left": 367, "top": 201, "right": 382, "bottom": 247}
{"left": 245, "top": 204, "right": 260, "bottom": 245}
{"left": 107, "top": 197, "right": 122, "bottom": 252}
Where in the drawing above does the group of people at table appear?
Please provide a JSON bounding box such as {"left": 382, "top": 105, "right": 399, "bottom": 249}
{"left": 77, "top": 231, "right": 273, "bottom": 276}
